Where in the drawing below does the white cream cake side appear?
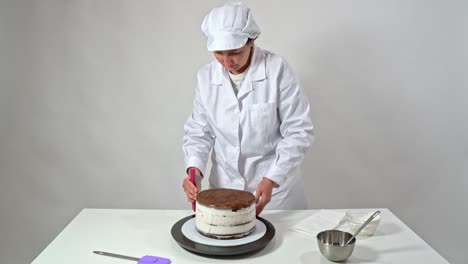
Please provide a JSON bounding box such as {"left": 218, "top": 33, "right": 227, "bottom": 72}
{"left": 195, "top": 201, "right": 256, "bottom": 238}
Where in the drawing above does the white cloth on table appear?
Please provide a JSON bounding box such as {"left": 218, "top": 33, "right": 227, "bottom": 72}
{"left": 290, "top": 210, "right": 347, "bottom": 237}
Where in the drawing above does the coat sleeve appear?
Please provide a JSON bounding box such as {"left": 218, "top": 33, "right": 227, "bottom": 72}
{"left": 182, "top": 85, "right": 215, "bottom": 176}
{"left": 265, "top": 62, "right": 314, "bottom": 186}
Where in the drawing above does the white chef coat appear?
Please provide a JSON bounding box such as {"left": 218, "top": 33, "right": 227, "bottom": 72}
{"left": 183, "top": 46, "right": 314, "bottom": 209}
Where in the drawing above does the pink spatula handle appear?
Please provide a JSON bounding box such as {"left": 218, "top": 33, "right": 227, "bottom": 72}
{"left": 189, "top": 168, "right": 196, "bottom": 212}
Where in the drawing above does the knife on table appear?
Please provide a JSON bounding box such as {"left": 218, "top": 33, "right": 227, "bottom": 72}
{"left": 93, "top": 251, "right": 170, "bottom": 264}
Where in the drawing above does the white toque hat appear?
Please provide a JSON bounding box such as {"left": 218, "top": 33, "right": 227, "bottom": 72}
{"left": 201, "top": 2, "right": 261, "bottom": 51}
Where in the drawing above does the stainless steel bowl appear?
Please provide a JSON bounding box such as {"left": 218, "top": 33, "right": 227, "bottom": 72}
{"left": 316, "top": 230, "right": 356, "bottom": 262}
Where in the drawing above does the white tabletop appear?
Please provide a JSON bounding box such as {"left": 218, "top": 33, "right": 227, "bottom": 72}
{"left": 32, "top": 209, "right": 448, "bottom": 264}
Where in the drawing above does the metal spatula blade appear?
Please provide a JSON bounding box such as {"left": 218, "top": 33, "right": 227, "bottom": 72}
{"left": 93, "top": 251, "right": 139, "bottom": 261}
{"left": 93, "top": 251, "right": 171, "bottom": 264}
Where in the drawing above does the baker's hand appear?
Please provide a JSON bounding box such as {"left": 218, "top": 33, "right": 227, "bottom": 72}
{"left": 255, "top": 177, "right": 275, "bottom": 216}
{"left": 182, "top": 167, "right": 202, "bottom": 203}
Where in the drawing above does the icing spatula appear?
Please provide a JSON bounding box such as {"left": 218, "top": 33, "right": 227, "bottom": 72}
{"left": 189, "top": 167, "right": 196, "bottom": 212}
{"left": 93, "top": 251, "right": 170, "bottom": 264}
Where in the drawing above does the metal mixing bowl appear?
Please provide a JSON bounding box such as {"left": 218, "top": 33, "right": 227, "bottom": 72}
{"left": 316, "top": 230, "right": 356, "bottom": 262}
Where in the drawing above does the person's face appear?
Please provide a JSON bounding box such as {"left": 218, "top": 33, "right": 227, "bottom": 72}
{"left": 213, "top": 40, "right": 254, "bottom": 74}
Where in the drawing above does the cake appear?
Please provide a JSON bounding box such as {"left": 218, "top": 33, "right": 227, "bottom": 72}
{"left": 195, "top": 188, "right": 256, "bottom": 239}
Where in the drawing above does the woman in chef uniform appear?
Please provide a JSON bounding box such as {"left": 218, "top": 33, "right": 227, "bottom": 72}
{"left": 182, "top": 3, "right": 314, "bottom": 215}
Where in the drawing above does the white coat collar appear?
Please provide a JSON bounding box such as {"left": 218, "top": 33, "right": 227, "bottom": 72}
{"left": 210, "top": 46, "right": 266, "bottom": 85}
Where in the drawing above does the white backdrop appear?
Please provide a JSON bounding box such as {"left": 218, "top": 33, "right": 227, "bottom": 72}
{"left": 1, "top": 0, "right": 467, "bottom": 263}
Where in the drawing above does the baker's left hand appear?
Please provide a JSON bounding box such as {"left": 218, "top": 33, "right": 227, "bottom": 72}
{"left": 255, "top": 177, "right": 275, "bottom": 216}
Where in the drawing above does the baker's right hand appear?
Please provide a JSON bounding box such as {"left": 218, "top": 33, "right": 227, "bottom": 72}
{"left": 182, "top": 167, "right": 202, "bottom": 203}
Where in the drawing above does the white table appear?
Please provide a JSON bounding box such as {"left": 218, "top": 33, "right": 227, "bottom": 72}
{"left": 32, "top": 209, "right": 448, "bottom": 264}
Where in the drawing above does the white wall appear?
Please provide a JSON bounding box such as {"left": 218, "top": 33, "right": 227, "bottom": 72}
{"left": 1, "top": 0, "right": 466, "bottom": 263}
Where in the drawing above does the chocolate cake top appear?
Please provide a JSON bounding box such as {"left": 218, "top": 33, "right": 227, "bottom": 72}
{"left": 197, "top": 188, "right": 255, "bottom": 210}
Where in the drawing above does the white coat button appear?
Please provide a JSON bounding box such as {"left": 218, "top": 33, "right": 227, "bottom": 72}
{"left": 234, "top": 109, "right": 240, "bottom": 114}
